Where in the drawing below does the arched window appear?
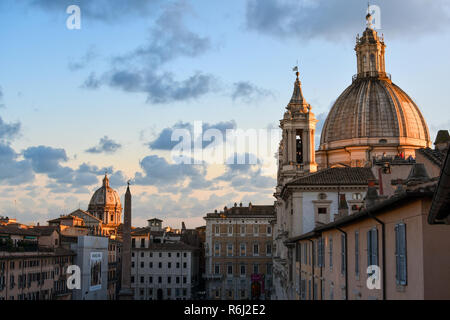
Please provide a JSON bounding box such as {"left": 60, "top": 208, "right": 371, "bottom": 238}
{"left": 370, "top": 54, "right": 375, "bottom": 71}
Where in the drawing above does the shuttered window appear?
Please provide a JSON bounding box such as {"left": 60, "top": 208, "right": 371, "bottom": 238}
{"left": 355, "top": 231, "right": 360, "bottom": 277}
{"left": 340, "top": 234, "right": 346, "bottom": 275}
{"left": 367, "top": 228, "right": 378, "bottom": 267}
{"left": 329, "top": 237, "right": 333, "bottom": 270}
{"left": 395, "top": 223, "right": 407, "bottom": 285}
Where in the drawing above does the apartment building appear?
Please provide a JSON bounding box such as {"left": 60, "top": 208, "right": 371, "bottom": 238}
{"left": 0, "top": 225, "right": 75, "bottom": 300}
{"left": 288, "top": 184, "right": 450, "bottom": 300}
{"left": 204, "top": 203, "right": 275, "bottom": 300}
{"left": 131, "top": 242, "right": 199, "bottom": 300}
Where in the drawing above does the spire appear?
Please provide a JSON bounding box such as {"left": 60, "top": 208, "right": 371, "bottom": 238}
{"left": 103, "top": 172, "right": 109, "bottom": 188}
{"left": 287, "top": 67, "right": 309, "bottom": 113}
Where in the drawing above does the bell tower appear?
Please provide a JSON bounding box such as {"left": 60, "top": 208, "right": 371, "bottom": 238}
{"left": 278, "top": 69, "right": 318, "bottom": 185}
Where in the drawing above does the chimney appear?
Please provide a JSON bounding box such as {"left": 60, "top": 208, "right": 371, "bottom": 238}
{"left": 338, "top": 194, "right": 349, "bottom": 218}
{"left": 365, "top": 179, "right": 379, "bottom": 208}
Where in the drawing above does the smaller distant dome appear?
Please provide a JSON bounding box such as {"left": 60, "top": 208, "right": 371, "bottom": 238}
{"left": 88, "top": 175, "right": 121, "bottom": 208}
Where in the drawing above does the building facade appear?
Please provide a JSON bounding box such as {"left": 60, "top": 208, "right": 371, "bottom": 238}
{"left": 131, "top": 242, "right": 199, "bottom": 300}
{"left": 204, "top": 203, "right": 275, "bottom": 300}
{"left": 0, "top": 225, "right": 75, "bottom": 300}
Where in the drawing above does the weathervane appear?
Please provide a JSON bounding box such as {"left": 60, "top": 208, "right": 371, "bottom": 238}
{"left": 292, "top": 60, "right": 299, "bottom": 79}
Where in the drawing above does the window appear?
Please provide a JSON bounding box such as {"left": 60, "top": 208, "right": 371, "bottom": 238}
{"left": 176, "top": 262, "right": 180, "bottom": 268}
{"left": 318, "top": 238, "right": 324, "bottom": 267}
{"left": 168, "top": 262, "right": 171, "bottom": 269}
{"left": 149, "top": 262, "right": 153, "bottom": 268}
{"left": 318, "top": 208, "right": 327, "bottom": 214}
{"left": 329, "top": 237, "right": 333, "bottom": 270}
{"left": 214, "top": 243, "right": 220, "bottom": 257}
{"left": 168, "top": 253, "right": 171, "bottom": 258}
{"left": 355, "top": 231, "right": 360, "bottom": 277}
{"left": 367, "top": 228, "right": 379, "bottom": 267}
{"left": 140, "top": 239, "right": 145, "bottom": 248}
{"left": 253, "top": 243, "right": 259, "bottom": 256}
{"left": 267, "top": 226, "right": 272, "bottom": 235}
{"left": 266, "top": 263, "right": 272, "bottom": 275}
{"left": 140, "top": 252, "right": 144, "bottom": 258}
{"left": 395, "top": 223, "right": 407, "bottom": 285}
{"left": 140, "top": 276, "right": 144, "bottom": 283}
{"left": 341, "top": 234, "right": 346, "bottom": 275}
{"left": 159, "top": 252, "right": 162, "bottom": 258}
{"left": 228, "top": 225, "right": 233, "bottom": 235}
{"left": 240, "top": 243, "right": 246, "bottom": 256}
{"left": 303, "top": 243, "right": 308, "bottom": 264}
{"left": 215, "top": 225, "right": 220, "bottom": 234}
{"left": 158, "top": 276, "right": 162, "bottom": 283}
{"left": 183, "top": 262, "right": 187, "bottom": 269}
{"left": 140, "top": 261, "right": 144, "bottom": 268}
{"left": 183, "top": 253, "right": 187, "bottom": 258}
{"left": 227, "top": 264, "right": 233, "bottom": 275}
{"left": 132, "top": 239, "right": 135, "bottom": 248}
{"left": 176, "top": 276, "right": 180, "bottom": 284}
{"left": 167, "top": 276, "right": 171, "bottom": 284}
{"left": 158, "top": 262, "right": 162, "bottom": 269}
{"left": 183, "top": 276, "right": 187, "bottom": 284}
{"left": 266, "top": 243, "right": 272, "bottom": 256}
{"left": 240, "top": 225, "right": 246, "bottom": 235}
{"left": 253, "top": 264, "right": 259, "bottom": 274}
{"left": 227, "top": 243, "right": 233, "bottom": 257}
{"left": 149, "top": 276, "right": 153, "bottom": 284}
{"left": 214, "top": 264, "right": 220, "bottom": 274}
{"left": 240, "top": 264, "right": 246, "bottom": 275}
{"left": 253, "top": 225, "right": 259, "bottom": 235}
{"left": 352, "top": 193, "right": 362, "bottom": 200}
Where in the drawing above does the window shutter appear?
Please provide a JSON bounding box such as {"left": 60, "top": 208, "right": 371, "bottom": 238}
{"left": 372, "top": 228, "right": 378, "bottom": 266}
{"left": 367, "top": 230, "right": 371, "bottom": 267}
{"left": 400, "top": 224, "right": 407, "bottom": 285}
{"left": 395, "top": 225, "right": 400, "bottom": 285}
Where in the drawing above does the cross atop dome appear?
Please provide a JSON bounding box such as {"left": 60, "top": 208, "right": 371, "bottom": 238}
{"left": 103, "top": 172, "right": 110, "bottom": 188}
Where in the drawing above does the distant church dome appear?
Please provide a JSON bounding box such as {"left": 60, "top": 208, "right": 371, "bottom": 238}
{"left": 88, "top": 174, "right": 122, "bottom": 226}
{"left": 89, "top": 174, "right": 121, "bottom": 208}
{"left": 316, "top": 22, "right": 431, "bottom": 168}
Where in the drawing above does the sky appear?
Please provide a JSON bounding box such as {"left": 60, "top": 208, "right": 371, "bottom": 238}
{"left": 0, "top": 0, "right": 449, "bottom": 229}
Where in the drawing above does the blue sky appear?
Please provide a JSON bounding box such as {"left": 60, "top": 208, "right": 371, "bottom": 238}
{"left": 0, "top": 0, "right": 449, "bottom": 228}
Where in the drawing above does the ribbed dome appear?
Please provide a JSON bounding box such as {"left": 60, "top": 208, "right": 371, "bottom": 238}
{"left": 319, "top": 77, "right": 431, "bottom": 149}
{"left": 88, "top": 175, "right": 121, "bottom": 208}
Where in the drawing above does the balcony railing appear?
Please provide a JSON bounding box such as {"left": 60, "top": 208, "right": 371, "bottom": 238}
{"left": 352, "top": 71, "right": 391, "bottom": 82}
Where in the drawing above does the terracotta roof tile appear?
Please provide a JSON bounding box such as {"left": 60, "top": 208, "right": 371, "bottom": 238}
{"left": 287, "top": 167, "right": 375, "bottom": 186}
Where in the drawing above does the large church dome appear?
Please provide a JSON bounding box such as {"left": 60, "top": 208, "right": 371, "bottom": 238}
{"left": 319, "top": 77, "right": 430, "bottom": 148}
{"left": 316, "top": 19, "right": 431, "bottom": 169}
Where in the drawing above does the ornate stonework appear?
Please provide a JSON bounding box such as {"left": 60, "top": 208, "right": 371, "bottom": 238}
{"left": 316, "top": 26, "right": 431, "bottom": 169}
{"left": 88, "top": 174, "right": 122, "bottom": 237}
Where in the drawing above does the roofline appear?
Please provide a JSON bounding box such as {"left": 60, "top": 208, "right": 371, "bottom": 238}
{"left": 428, "top": 147, "right": 450, "bottom": 224}
{"left": 286, "top": 191, "right": 433, "bottom": 244}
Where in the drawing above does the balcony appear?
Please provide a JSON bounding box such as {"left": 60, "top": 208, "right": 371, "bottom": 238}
{"left": 352, "top": 72, "right": 391, "bottom": 82}
{"left": 202, "top": 273, "right": 223, "bottom": 280}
